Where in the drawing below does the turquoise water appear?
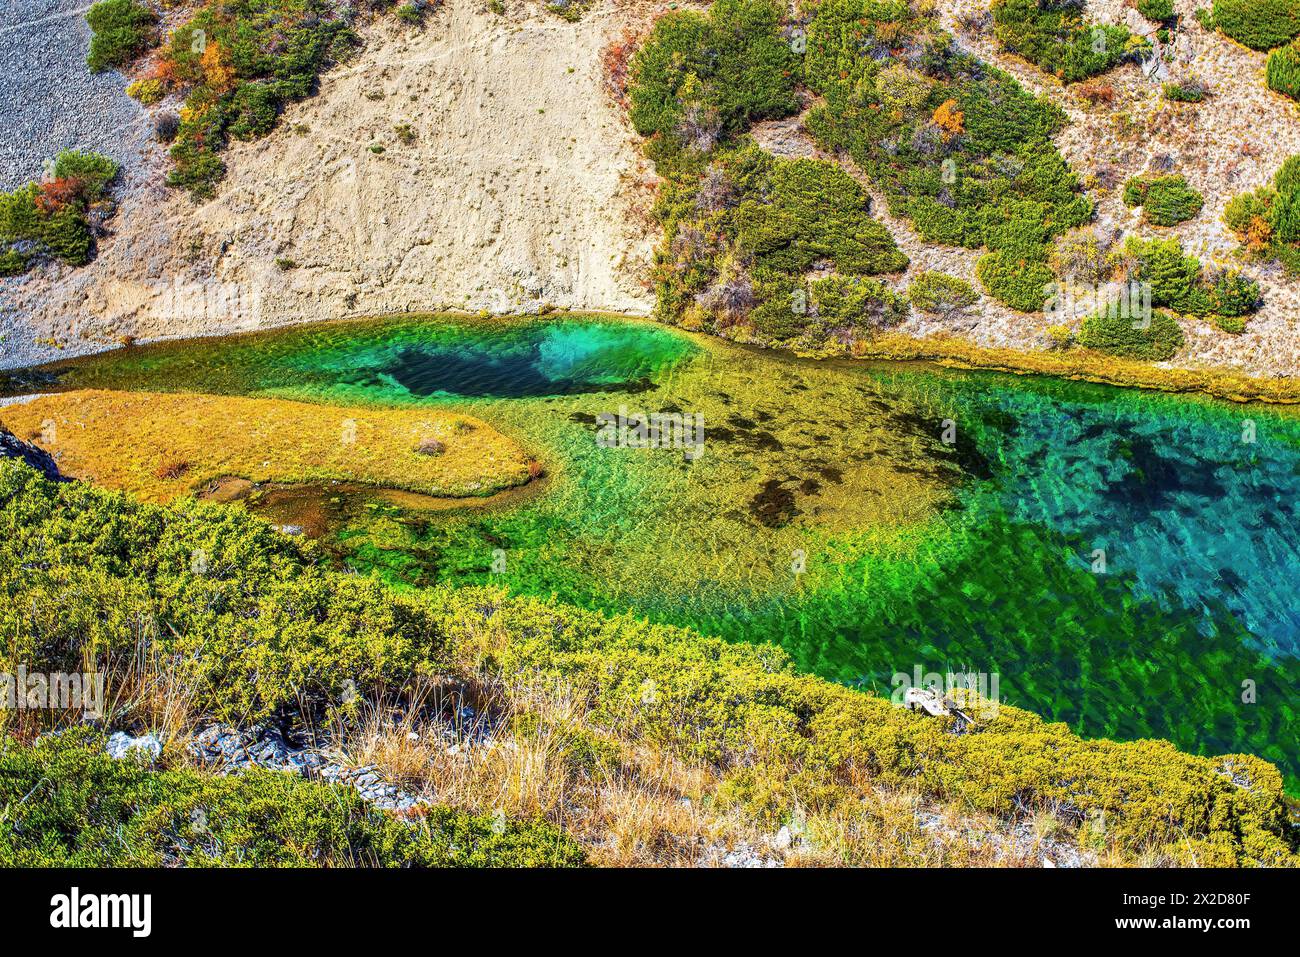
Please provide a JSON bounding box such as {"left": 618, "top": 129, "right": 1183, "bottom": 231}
{"left": 22, "top": 316, "right": 695, "bottom": 401}
{"left": 9, "top": 315, "right": 1299, "bottom": 788}
{"left": 974, "top": 376, "right": 1300, "bottom": 656}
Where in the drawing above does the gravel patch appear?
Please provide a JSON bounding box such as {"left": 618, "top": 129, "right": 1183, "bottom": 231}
{"left": 0, "top": 0, "right": 151, "bottom": 191}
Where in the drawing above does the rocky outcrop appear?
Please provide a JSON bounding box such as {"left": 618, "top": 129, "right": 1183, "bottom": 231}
{"left": 0, "top": 424, "right": 64, "bottom": 481}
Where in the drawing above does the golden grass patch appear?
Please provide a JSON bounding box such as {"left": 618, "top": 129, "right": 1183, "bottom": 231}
{"left": 0, "top": 390, "right": 534, "bottom": 502}
{"left": 852, "top": 334, "right": 1300, "bottom": 405}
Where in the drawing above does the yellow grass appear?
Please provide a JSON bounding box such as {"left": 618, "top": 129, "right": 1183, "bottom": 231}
{"left": 851, "top": 333, "right": 1300, "bottom": 405}
{"left": 0, "top": 390, "right": 535, "bottom": 502}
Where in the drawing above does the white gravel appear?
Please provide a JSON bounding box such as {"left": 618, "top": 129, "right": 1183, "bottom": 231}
{"left": 0, "top": 0, "right": 151, "bottom": 191}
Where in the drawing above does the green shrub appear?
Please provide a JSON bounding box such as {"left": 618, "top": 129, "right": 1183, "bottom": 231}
{"left": 0, "top": 730, "right": 584, "bottom": 867}
{"left": 734, "top": 158, "right": 907, "bottom": 277}
{"left": 807, "top": 275, "right": 910, "bottom": 333}
{"left": 1226, "top": 155, "right": 1300, "bottom": 264}
{"left": 1122, "top": 174, "right": 1205, "bottom": 226}
{"left": 1208, "top": 269, "right": 1262, "bottom": 315}
{"left": 39, "top": 207, "right": 95, "bottom": 266}
{"left": 976, "top": 251, "right": 1055, "bottom": 312}
{"left": 1212, "top": 0, "right": 1300, "bottom": 50}
{"left": 1272, "top": 155, "right": 1300, "bottom": 242}
{"left": 226, "top": 83, "right": 281, "bottom": 140}
{"left": 0, "top": 184, "right": 41, "bottom": 244}
{"left": 1223, "top": 157, "right": 1300, "bottom": 264}
{"left": 166, "top": 137, "right": 227, "bottom": 199}
{"left": 1213, "top": 313, "right": 1247, "bottom": 333}
{"left": 1079, "top": 307, "right": 1185, "bottom": 360}
{"left": 53, "top": 151, "right": 119, "bottom": 198}
{"left": 1124, "top": 236, "right": 1261, "bottom": 320}
{"left": 0, "top": 462, "right": 447, "bottom": 720}
{"left": 1224, "top": 187, "right": 1275, "bottom": 237}
{"left": 0, "top": 248, "right": 30, "bottom": 276}
{"left": 0, "top": 152, "right": 118, "bottom": 273}
{"left": 1268, "top": 41, "right": 1300, "bottom": 99}
{"left": 992, "top": 0, "right": 1139, "bottom": 82}
{"left": 1127, "top": 235, "right": 1205, "bottom": 306}
{"left": 86, "top": 0, "right": 158, "bottom": 73}
{"left": 907, "top": 271, "right": 980, "bottom": 319}
{"left": 628, "top": 0, "right": 798, "bottom": 149}
{"left": 1139, "top": 0, "right": 1175, "bottom": 20}
{"left": 1163, "top": 79, "right": 1209, "bottom": 102}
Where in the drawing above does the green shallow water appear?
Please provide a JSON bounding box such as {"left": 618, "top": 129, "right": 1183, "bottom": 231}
{"left": 9, "top": 314, "right": 1299, "bottom": 789}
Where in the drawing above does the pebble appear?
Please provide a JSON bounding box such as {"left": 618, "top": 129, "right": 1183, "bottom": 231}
{"left": 184, "top": 698, "right": 496, "bottom": 815}
{"left": 105, "top": 730, "right": 162, "bottom": 763}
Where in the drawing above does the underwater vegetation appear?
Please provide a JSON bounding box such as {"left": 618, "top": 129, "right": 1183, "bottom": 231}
{"left": 12, "top": 314, "right": 1300, "bottom": 792}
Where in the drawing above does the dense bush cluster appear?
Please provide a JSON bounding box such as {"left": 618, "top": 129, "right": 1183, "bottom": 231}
{"left": 1210, "top": 0, "right": 1300, "bottom": 51}
{"left": 0, "top": 730, "right": 583, "bottom": 867}
{"left": 1267, "top": 40, "right": 1300, "bottom": 100}
{"left": 1122, "top": 173, "right": 1205, "bottom": 226}
{"left": 632, "top": 1, "right": 908, "bottom": 349}
{"left": 991, "top": 0, "right": 1141, "bottom": 83}
{"left": 0, "top": 152, "right": 119, "bottom": 276}
{"left": 1078, "top": 307, "right": 1185, "bottom": 360}
{"left": 652, "top": 141, "right": 908, "bottom": 345}
{"left": 1, "top": 460, "right": 1295, "bottom": 865}
{"left": 907, "top": 270, "right": 980, "bottom": 320}
{"left": 1137, "top": 0, "right": 1175, "bottom": 21}
{"left": 630, "top": 0, "right": 1245, "bottom": 356}
{"left": 802, "top": 0, "right": 1093, "bottom": 311}
{"left": 0, "top": 461, "right": 444, "bottom": 720}
{"left": 1225, "top": 155, "right": 1300, "bottom": 272}
{"left": 166, "top": 1, "right": 366, "bottom": 197}
{"left": 628, "top": 0, "right": 798, "bottom": 151}
{"left": 89, "top": 1, "right": 367, "bottom": 198}
{"left": 86, "top": 0, "right": 159, "bottom": 73}
{"left": 1125, "top": 235, "right": 1261, "bottom": 319}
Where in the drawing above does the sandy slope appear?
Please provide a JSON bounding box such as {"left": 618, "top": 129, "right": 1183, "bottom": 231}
{"left": 0, "top": 0, "right": 658, "bottom": 370}
{"left": 6, "top": 0, "right": 1300, "bottom": 381}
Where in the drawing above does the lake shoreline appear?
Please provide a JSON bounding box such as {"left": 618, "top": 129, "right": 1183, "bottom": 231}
{"left": 7, "top": 309, "right": 1300, "bottom": 408}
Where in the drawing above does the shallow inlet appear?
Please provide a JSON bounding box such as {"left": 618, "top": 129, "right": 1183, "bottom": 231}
{"left": 7, "top": 313, "right": 1299, "bottom": 791}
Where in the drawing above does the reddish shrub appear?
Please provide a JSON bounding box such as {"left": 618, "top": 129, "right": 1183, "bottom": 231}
{"left": 34, "top": 178, "right": 84, "bottom": 214}
{"left": 154, "top": 458, "right": 191, "bottom": 481}
{"left": 602, "top": 30, "right": 642, "bottom": 106}
{"left": 1077, "top": 82, "right": 1116, "bottom": 105}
